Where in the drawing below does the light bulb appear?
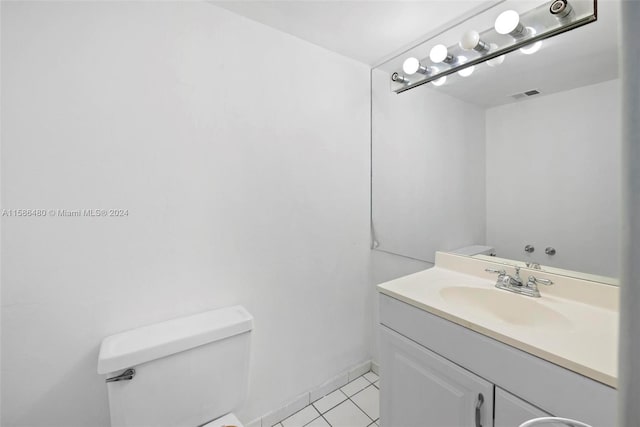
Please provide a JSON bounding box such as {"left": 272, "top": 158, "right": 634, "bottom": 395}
{"left": 402, "top": 57, "right": 429, "bottom": 75}
{"left": 486, "top": 43, "right": 505, "bottom": 67}
{"left": 495, "top": 10, "right": 527, "bottom": 38}
{"left": 432, "top": 76, "right": 447, "bottom": 87}
{"left": 456, "top": 56, "right": 474, "bottom": 77}
{"left": 429, "top": 44, "right": 454, "bottom": 64}
{"left": 460, "top": 30, "right": 490, "bottom": 53}
{"left": 520, "top": 27, "right": 542, "bottom": 55}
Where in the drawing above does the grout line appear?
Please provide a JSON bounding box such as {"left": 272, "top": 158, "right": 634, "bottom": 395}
{"left": 267, "top": 362, "right": 372, "bottom": 426}
{"left": 302, "top": 414, "right": 322, "bottom": 427}
{"left": 362, "top": 372, "right": 378, "bottom": 385}
{"left": 313, "top": 389, "right": 349, "bottom": 416}
{"left": 320, "top": 413, "right": 332, "bottom": 427}
{"left": 348, "top": 396, "right": 374, "bottom": 422}
{"left": 282, "top": 373, "right": 378, "bottom": 427}
{"left": 350, "top": 383, "right": 380, "bottom": 423}
{"left": 347, "top": 390, "right": 375, "bottom": 423}
{"left": 281, "top": 403, "right": 317, "bottom": 426}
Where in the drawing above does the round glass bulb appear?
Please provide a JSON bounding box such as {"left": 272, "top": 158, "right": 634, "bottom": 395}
{"left": 402, "top": 57, "right": 420, "bottom": 75}
{"left": 456, "top": 57, "right": 474, "bottom": 77}
{"left": 432, "top": 76, "right": 447, "bottom": 87}
{"left": 486, "top": 43, "right": 505, "bottom": 67}
{"left": 429, "top": 45, "right": 449, "bottom": 63}
{"left": 520, "top": 27, "right": 542, "bottom": 55}
{"left": 494, "top": 10, "right": 520, "bottom": 35}
{"left": 460, "top": 30, "right": 480, "bottom": 50}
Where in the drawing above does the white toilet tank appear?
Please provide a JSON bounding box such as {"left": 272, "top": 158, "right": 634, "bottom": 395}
{"left": 98, "top": 306, "right": 253, "bottom": 427}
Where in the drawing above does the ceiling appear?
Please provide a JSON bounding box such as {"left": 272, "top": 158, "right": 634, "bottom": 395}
{"left": 210, "top": 1, "right": 495, "bottom": 65}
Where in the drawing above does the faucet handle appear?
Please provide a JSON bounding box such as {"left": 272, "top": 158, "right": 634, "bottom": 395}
{"left": 527, "top": 275, "right": 554, "bottom": 286}
{"left": 485, "top": 268, "right": 506, "bottom": 276}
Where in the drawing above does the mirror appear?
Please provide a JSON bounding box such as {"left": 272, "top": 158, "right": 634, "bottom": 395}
{"left": 371, "top": 0, "right": 620, "bottom": 281}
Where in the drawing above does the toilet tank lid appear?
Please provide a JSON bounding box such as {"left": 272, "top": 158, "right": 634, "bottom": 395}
{"left": 97, "top": 305, "right": 253, "bottom": 375}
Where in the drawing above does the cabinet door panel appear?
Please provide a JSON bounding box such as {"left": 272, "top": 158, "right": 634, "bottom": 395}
{"left": 495, "top": 388, "right": 566, "bottom": 427}
{"left": 380, "top": 326, "right": 493, "bottom": 427}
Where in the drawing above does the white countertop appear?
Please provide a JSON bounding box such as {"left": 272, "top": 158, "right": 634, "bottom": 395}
{"left": 378, "top": 252, "right": 619, "bottom": 388}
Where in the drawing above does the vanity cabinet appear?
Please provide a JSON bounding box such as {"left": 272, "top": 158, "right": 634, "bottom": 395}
{"left": 494, "top": 388, "right": 564, "bottom": 427}
{"left": 379, "top": 294, "right": 617, "bottom": 427}
{"left": 380, "top": 327, "right": 493, "bottom": 427}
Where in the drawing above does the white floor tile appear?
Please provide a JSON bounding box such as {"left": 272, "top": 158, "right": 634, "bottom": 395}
{"left": 304, "top": 416, "right": 331, "bottom": 427}
{"left": 340, "top": 377, "right": 370, "bottom": 397}
{"left": 363, "top": 372, "right": 379, "bottom": 384}
{"left": 351, "top": 385, "right": 379, "bottom": 421}
{"left": 323, "top": 400, "right": 372, "bottom": 427}
{"left": 373, "top": 380, "right": 379, "bottom": 389}
{"left": 313, "top": 389, "right": 348, "bottom": 414}
{"left": 282, "top": 405, "right": 320, "bottom": 427}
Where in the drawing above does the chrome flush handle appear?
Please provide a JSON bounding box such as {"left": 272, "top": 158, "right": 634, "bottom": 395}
{"left": 105, "top": 368, "right": 136, "bottom": 383}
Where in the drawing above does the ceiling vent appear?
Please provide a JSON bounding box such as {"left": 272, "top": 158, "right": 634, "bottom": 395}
{"left": 511, "top": 89, "right": 541, "bottom": 99}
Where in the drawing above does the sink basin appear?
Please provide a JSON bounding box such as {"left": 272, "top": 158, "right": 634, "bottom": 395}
{"left": 439, "top": 286, "right": 573, "bottom": 330}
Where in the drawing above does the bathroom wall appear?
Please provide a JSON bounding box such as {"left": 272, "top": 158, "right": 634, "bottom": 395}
{"left": 0, "top": 2, "right": 372, "bottom": 426}
{"left": 486, "top": 79, "right": 621, "bottom": 277}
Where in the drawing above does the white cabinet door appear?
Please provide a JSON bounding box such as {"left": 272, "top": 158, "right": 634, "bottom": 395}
{"left": 494, "top": 388, "right": 565, "bottom": 427}
{"left": 380, "top": 326, "right": 494, "bottom": 427}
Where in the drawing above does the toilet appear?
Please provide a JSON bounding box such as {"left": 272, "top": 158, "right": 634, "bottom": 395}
{"left": 97, "top": 306, "right": 253, "bottom": 427}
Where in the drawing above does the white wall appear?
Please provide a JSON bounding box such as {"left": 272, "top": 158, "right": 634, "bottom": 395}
{"left": 486, "top": 79, "right": 621, "bottom": 277}
{"left": 371, "top": 69, "right": 487, "bottom": 263}
{"left": 0, "top": 2, "right": 372, "bottom": 426}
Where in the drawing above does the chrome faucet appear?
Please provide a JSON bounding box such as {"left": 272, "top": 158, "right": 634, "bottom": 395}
{"left": 525, "top": 261, "right": 542, "bottom": 270}
{"left": 485, "top": 267, "right": 553, "bottom": 298}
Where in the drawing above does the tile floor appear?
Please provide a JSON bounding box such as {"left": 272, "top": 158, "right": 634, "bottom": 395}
{"left": 274, "top": 371, "right": 380, "bottom": 427}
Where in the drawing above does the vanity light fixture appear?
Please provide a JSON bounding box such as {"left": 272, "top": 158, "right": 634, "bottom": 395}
{"left": 432, "top": 75, "right": 447, "bottom": 86}
{"left": 456, "top": 57, "right": 475, "bottom": 77}
{"left": 391, "top": 72, "right": 410, "bottom": 84}
{"left": 494, "top": 10, "right": 528, "bottom": 38}
{"left": 389, "top": 0, "right": 596, "bottom": 94}
{"left": 486, "top": 43, "right": 505, "bottom": 67}
{"left": 550, "top": 0, "right": 574, "bottom": 21}
{"left": 519, "top": 27, "right": 543, "bottom": 54}
{"left": 402, "top": 57, "right": 430, "bottom": 75}
{"left": 460, "top": 30, "right": 490, "bottom": 53}
{"left": 429, "top": 44, "right": 455, "bottom": 64}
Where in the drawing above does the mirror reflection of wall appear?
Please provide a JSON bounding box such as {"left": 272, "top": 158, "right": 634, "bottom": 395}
{"left": 486, "top": 79, "right": 620, "bottom": 278}
{"left": 371, "top": 0, "right": 620, "bottom": 279}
